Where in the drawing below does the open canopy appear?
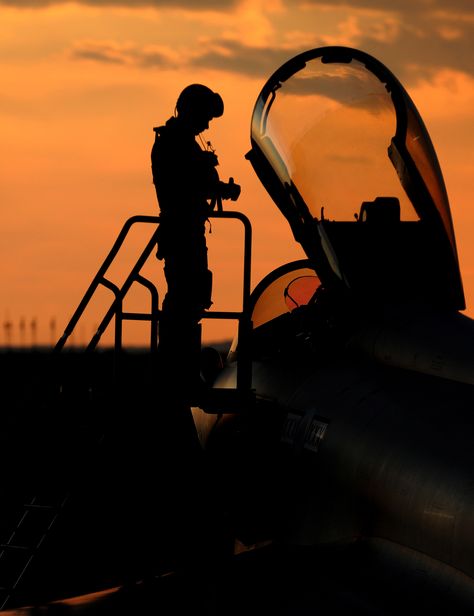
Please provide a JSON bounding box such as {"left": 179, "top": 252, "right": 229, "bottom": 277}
{"left": 247, "top": 47, "right": 464, "bottom": 310}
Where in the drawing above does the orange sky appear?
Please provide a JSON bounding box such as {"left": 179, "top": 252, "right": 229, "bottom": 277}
{"left": 1, "top": 0, "right": 473, "bottom": 347}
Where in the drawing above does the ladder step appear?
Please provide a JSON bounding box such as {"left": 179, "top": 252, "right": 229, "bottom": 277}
{"left": 0, "top": 492, "right": 69, "bottom": 610}
{"left": 122, "top": 312, "right": 158, "bottom": 322}
{"left": 0, "top": 544, "right": 30, "bottom": 552}
{"left": 23, "top": 503, "right": 57, "bottom": 511}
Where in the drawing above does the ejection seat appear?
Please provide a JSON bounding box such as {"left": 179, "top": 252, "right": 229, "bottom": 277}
{"left": 319, "top": 196, "right": 403, "bottom": 302}
{"left": 357, "top": 196, "right": 401, "bottom": 225}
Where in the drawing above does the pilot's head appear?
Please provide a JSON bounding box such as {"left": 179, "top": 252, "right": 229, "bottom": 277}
{"left": 176, "top": 84, "right": 224, "bottom": 135}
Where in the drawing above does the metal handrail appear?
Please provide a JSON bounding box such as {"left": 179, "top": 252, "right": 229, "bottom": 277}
{"left": 54, "top": 215, "right": 160, "bottom": 352}
{"left": 202, "top": 211, "right": 253, "bottom": 391}
{"left": 54, "top": 211, "right": 253, "bottom": 389}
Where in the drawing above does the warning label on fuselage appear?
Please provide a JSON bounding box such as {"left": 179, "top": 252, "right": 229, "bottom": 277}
{"left": 281, "top": 409, "right": 329, "bottom": 455}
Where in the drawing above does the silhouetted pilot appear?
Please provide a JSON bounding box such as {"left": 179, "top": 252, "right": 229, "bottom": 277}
{"left": 151, "top": 83, "right": 240, "bottom": 401}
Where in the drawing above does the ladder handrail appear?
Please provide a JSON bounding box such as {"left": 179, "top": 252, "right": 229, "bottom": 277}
{"left": 54, "top": 211, "right": 253, "bottom": 386}
{"left": 20, "top": 212, "right": 251, "bottom": 607}
{"left": 85, "top": 226, "right": 161, "bottom": 352}
{"left": 206, "top": 211, "right": 252, "bottom": 391}
{"left": 208, "top": 210, "right": 252, "bottom": 315}
{"left": 55, "top": 215, "right": 160, "bottom": 352}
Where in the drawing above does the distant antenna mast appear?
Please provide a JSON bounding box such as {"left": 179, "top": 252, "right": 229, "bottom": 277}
{"left": 3, "top": 318, "right": 12, "bottom": 347}
{"left": 19, "top": 317, "right": 26, "bottom": 347}
{"left": 30, "top": 318, "right": 37, "bottom": 348}
{"left": 50, "top": 318, "right": 57, "bottom": 347}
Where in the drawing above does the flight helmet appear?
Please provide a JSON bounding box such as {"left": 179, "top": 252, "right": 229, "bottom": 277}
{"left": 176, "top": 84, "right": 224, "bottom": 120}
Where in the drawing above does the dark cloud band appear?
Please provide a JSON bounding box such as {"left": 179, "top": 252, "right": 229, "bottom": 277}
{"left": 191, "top": 31, "right": 474, "bottom": 84}
{"left": 72, "top": 32, "right": 474, "bottom": 85}
{"left": 57, "top": 0, "right": 473, "bottom": 85}
{"left": 71, "top": 41, "right": 175, "bottom": 68}
{"left": 297, "top": 0, "right": 474, "bottom": 13}
{"left": 0, "top": 0, "right": 238, "bottom": 8}
{"left": 2, "top": 0, "right": 471, "bottom": 9}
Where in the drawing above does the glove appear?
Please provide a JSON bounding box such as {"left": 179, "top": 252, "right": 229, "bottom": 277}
{"left": 220, "top": 177, "right": 241, "bottom": 201}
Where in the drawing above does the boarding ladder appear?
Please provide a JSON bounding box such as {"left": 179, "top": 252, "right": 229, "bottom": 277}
{"left": 54, "top": 212, "right": 254, "bottom": 405}
{"left": 0, "top": 213, "right": 253, "bottom": 609}
{"left": 0, "top": 494, "right": 69, "bottom": 610}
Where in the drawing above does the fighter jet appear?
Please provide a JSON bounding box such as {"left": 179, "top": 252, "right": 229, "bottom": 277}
{"left": 190, "top": 45, "right": 474, "bottom": 613}
{"left": 2, "top": 47, "right": 473, "bottom": 614}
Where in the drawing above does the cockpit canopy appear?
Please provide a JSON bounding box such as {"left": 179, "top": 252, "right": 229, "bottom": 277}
{"left": 247, "top": 47, "right": 464, "bottom": 310}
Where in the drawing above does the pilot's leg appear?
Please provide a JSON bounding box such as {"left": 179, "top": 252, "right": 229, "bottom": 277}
{"left": 159, "top": 255, "right": 204, "bottom": 402}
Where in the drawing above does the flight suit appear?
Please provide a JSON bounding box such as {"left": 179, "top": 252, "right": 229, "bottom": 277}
{"left": 151, "top": 116, "right": 219, "bottom": 394}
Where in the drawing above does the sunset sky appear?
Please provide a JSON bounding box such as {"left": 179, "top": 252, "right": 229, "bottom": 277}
{"left": 1, "top": 0, "right": 473, "bottom": 347}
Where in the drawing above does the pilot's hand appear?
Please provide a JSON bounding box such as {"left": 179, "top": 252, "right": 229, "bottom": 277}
{"left": 221, "top": 177, "right": 241, "bottom": 201}
{"left": 202, "top": 151, "right": 219, "bottom": 167}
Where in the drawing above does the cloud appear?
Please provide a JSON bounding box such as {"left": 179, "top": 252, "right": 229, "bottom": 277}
{"left": 70, "top": 40, "right": 178, "bottom": 68}
{"left": 0, "top": 0, "right": 238, "bottom": 7}
{"left": 298, "top": 0, "right": 473, "bottom": 13}
{"left": 197, "top": 34, "right": 474, "bottom": 86}
{"left": 187, "top": 4, "right": 474, "bottom": 83}
{"left": 71, "top": 41, "right": 130, "bottom": 65}
{"left": 70, "top": 27, "right": 474, "bottom": 87}
{"left": 190, "top": 39, "right": 311, "bottom": 77}
{"left": 354, "top": 21, "right": 474, "bottom": 83}
{"left": 61, "top": 0, "right": 472, "bottom": 87}
{"left": 69, "top": 36, "right": 312, "bottom": 78}
{"left": 3, "top": 0, "right": 470, "bottom": 12}
{"left": 293, "top": 1, "right": 474, "bottom": 82}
